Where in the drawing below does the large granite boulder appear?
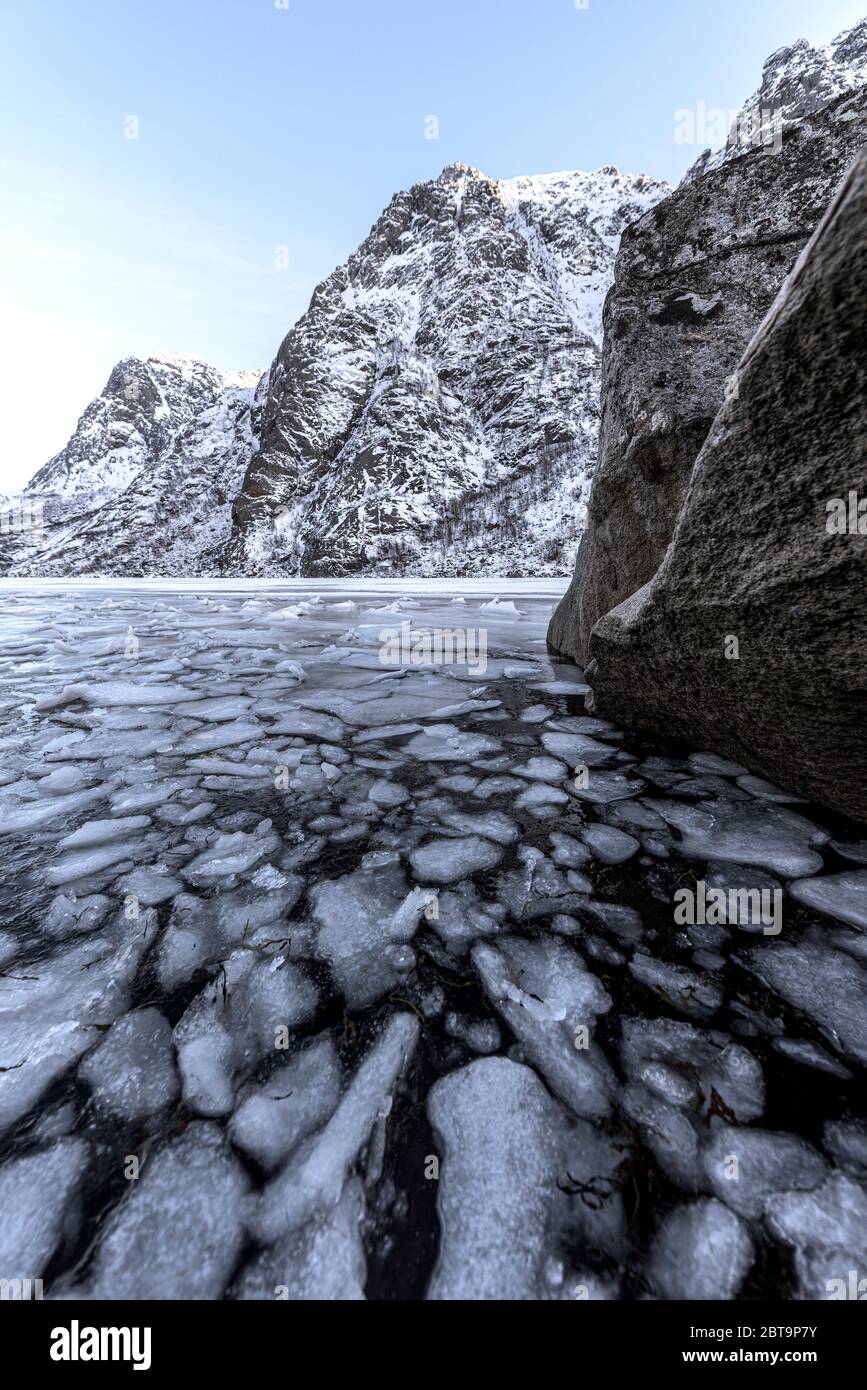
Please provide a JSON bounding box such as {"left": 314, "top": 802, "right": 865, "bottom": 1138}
{"left": 548, "top": 82, "right": 867, "bottom": 663}
{"left": 582, "top": 151, "right": 867, "bottom": 824}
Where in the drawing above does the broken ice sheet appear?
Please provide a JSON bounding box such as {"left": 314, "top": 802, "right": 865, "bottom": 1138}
{"left": 1, "top": 581, "right": 865, "bottom": 1302}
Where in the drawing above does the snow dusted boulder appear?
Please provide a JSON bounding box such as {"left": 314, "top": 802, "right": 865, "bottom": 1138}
{"left": 581, "top": 149, "right": 867, "bottom": 823}
{"left": 548, "top": 72, "right": 867, "bottom": 666}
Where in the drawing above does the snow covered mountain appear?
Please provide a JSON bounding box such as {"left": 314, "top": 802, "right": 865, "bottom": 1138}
{"left": 27, "top": 354, "right": 260, "bottom": 502}
{"left": 7, "top": 164, "right": 667, "bottom": 579}
{"left": 2, "top": 357, "right": 262, "bottom": 577}
{"left": 684, "top": 18, "right": 867, "bottom": 182}
{"left": 228, "top": 163, "right": 667, "bottom": 577}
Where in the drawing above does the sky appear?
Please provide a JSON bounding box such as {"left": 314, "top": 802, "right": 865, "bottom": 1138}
{"left": 1, "top": 0, "right": 864, "bottom": 492}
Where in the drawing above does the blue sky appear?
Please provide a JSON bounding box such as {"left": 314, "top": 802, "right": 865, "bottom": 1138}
{"left": 1, "top": 0, "right": 864, "bottom": 490}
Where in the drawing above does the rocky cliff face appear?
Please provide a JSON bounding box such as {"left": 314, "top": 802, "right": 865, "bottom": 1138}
{"left": 226, "top": 163, "right": 667, "bottom": 577}
{"left": 9, "top": 376, "right": 267, "bottom": 578}
{"left": 584, "top": 150, "right": 867, "bottom": 823}
{"left": 548, "top": 77, "right": 867, "bottom": 663}
{"left": 2, "top": 357, "right": 261, "bottom": 577}
{"left": 27, "top": 355, "right": 257, "bottom": 502}
{"left": 9, "top": 166, "right": 666, "bottom": 580}
{"left": 685, "top": 18, "right": 867, "bottom": 181}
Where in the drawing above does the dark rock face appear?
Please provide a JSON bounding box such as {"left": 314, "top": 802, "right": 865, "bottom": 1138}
{"left": 226, "top": 163, "right": 667, "bottom": 577}
{"left": 583, "top": 151, "right": 867, "bottom": 824}
{"left": 548, "top": 82, "right": 867, "bottom": 663}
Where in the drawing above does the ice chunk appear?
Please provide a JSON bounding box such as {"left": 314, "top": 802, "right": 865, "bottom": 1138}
{"left": 541, "top": 733, "right": 614, "bottom": 767}
{"left": 409, "top": 835, "right": 504, "bottom": 884}
{"left": 0, "top": 910, "right": 158, "bottom": 1135}
{"left": 403, "top": 728, "right": 502, "bottom": 762}
{"left": 764, "top": 1175, "right": 867, "bottom": 1300}
{"left": 45, "top": 836, "right": 156, "bottom": 887}
{"left": 270, "top": 711, "right": 346, "bottom": 741}
{"left": 789, "top": 870, "right": 867, "bottom": 932}
{"left": 772, "top": 1036, "right": 852, "bottom": 1080}
{"left": 42, "top": 893, "right": 112, "bottom": 940}
{"left": 830, "top": 840, "right": 867, "bottom": 866}
{"left": 174, "top": 992, "right": 236, "bottom": 1118}
{"left": 644, "top": 798, "right": 826, "bottom": 878}
{"left": 250, "top": 1013, "right": 419, "bottom": 1242}
{"left": 79, "top": 1008, "right": 179, "bottom": 1120}
{"left": 58, "top": 815, "right": 152, "bottom": 848}
{"left": 619, "top": 1018, "right": 765, "bottom": 1125}
{"left": 629, "top": 954, "right": 723, "bottom": 1019}
{"left": 472, "top": 936, "right": 613, "bottom": 1119}
{"left": 512, "top": 755, "right": 568, "bottom": 781}
{"left": 570, "top": 769, "right": 645, "bottom": 804}
{"left": 115, "top": 866, "right": 184, "bottom": 904}
{"left": 703, "top": 1125, "right": 829, "bottom": 1218}
{"left": 178, "top": 721, "right": 264, "bottom": 754}
{"left": 0, "top": 1138, "right": 88, "bottom": 1280}
{"left": 181, "top": 821, "right": 281, "bottom": 884}
{"left": 581, "top": 823, "right": 639, "bottom": 864}
{"left": 479, "top": 597, "right": 521, "bottom": 614}
{"left": 514, "top": 784, "right": 568, "bottom": 813}
{"left": 444, "top": 1013, "right": 501, "bottom": 1054}
{"left": 36, "top": 680, "right": 201, "bottom": 709}
{"left": 548, "top": 832, "right": 590, "bottom": 868}
{"left": 234, "top": 1178, "right": 366, "bottom": 1300}
{"left": 80, "top": 1122, "right": 249, "bottom": 1299}
{"left": 0, "top": 783, "right": 109, "bottom": 835}
{"left": 426, "top": 882, "right": 504, "bottom": 953}
{"left": 310, "top": 856, "right": 430, "bottom": 1006}
{"left": 823, "top": 1120, "right": 867, "bottom": 1179}
{"left": 180, "top": 696, "right": 254, "bottom": 722}
{"left": 745, "top": 942, "right": 867, "bottom": 1064}
{"left": 648, "top": 1199, "right": 753, "bottom": 1300}
{"left": 367, "top": 779, "right": 410, "bottom": 807}
{"left": 435, "top": 809, "right": 519, "bottom": 846}
{"left": 229, "top": 1035, "right": 341, "bottom": 1171}
{"left": 427, "top": 1057, "right": 569, "bottom": 1300}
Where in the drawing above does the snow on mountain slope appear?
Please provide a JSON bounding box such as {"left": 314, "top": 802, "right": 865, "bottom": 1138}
{"left": 227, "top": 163, "right": 668, "bottom": 577}
{"left": 498, "top": 166, "right": 662, "bottom": 346}
{"left": 684, "top": 18, "right": 867, "bottom": 182}
{"left": 26, "top": 355, "right": 258, "bottom": 502}
{"left": 8, "top": 164, "right": 667, "bottom": 579}
{"left": 9, "top": 376, "right": 266, "bottom": 578}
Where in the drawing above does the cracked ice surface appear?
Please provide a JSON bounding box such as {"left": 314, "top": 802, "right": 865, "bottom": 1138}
{"left": 0, "top": 579, "right": 865, "bottom": 1301}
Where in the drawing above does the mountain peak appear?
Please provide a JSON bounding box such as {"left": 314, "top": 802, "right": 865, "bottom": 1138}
{"left": 684, "top": 19, "right": 867, "bottom": 182}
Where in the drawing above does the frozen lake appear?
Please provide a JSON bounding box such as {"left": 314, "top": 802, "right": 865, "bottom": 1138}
{"left": 0, "top": 580, "right": 865, "bottom": 1300}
